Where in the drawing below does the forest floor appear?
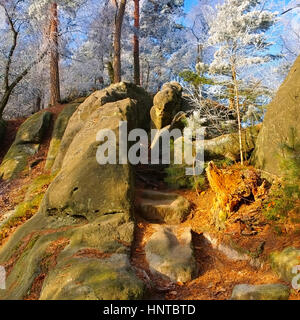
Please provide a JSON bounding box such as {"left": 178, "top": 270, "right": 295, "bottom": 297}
{"left": 131, "top": 165, "right": 300, "bottom": 300}
{"left": 0, "top": 104, "right": 64, "bottom": 245}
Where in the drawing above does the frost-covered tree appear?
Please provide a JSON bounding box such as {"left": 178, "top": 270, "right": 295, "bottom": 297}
{"left": 208, "top": 0, "right": 278, "bottom": 164}
{"left": 0, "top": 0, "right": 50, "bottom": 120}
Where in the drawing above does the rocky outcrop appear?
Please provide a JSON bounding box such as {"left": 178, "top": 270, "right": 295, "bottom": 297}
{"left": 41, "top": 98, "right": 149, "bottom": 220}
{"left": 0, "top": 111, "right": 52, "bottom": 180}
{"left": 145, "top": 225, "right": 197, "bottom": 283}
{"left": 0, "top": 83, "right": 151, "bottom": 300}
{"left": 52, "top": 82, "right": 152, "bottom": 172}
{"left": 150, "top": 82, "right": 183, "bottom": 129}
{"left": 251, "top": 55, "right": 300, "bottom": 177}
{"left": 45, "top": 103, "right": 79, "bottom": 171}
{"left": 230, "top": 284, "right": 290, "bottom": 300}
{"left": 136, "top": 190, "right": 191, "bottom": 224}
{"left": 270, "top": 247, "right": 300, "bottom": 282}
{"left": 204, "top": 125, "right": 261, "bottom": 162}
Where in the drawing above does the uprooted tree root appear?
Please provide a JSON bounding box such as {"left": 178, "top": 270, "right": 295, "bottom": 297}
{"left": 206, "top": 161, "right": 268, "bottom": 230}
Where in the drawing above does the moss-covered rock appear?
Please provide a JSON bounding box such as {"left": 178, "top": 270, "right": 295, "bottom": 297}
{"left": 230, "top": 284, "right": 290, "bottom": 300}
{"left": 270, "top": 247, "right": 300, "bottom": 282}
{"left": 0, "top": 174, "right": 54, "bottom": 245}
{"left": 0, "top": 111, "right": 52, "bottom": 180}
{"left": 52, "top": 82, "right": 152, "bottom": 172}
{"left": 0, "top": 213, "right": 144, "bottom": 300}
{"left": 204, "top": 125, "right": 261, "bottom": 161}
{"left": 45, "top": 103, "right": 79, "bottom": 171}
{"left": 14, "top": 111, "right": 52, "bottom": 145}
{"left": 0, "top": 85, "right": 152, "bottom": 300}
{"left": 41, "top": 98, "right": 144, "bottom": 220}
{"left": 251, "top": 55, "right": 300, "bottom": 176}
{"left": 40, "top": 254, "right": 145, "bottom": 300}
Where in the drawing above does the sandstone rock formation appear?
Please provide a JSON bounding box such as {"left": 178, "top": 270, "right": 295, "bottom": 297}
{"left": 251, "top": 55, "right": 300, "bottom": 177}
{"left": 204, "top": 125, "right": 261, "bottom": 162}
{"left": 52, "top": 82, "right": 152, "bottom": 172}
{"left": 0, "top": 83, "right": 152, "bottom": 300}
{"left": 150, "top": 82, "right": 183, "bottom": 129}
{"left": 137, "top": 190, "right": 191, "bottom": 224}
{"left": 45, "top": 102, "right": 79, "bottom": 171}
{"left": 145, "top": 225, "right": 197, "bottom": 283}
{"left": 0, "top": 111, "right": 52, "bottom": 180}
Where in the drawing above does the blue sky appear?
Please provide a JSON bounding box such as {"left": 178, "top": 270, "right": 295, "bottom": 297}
{"left": 184, "top": 0, "right": 199, "bottom": 12}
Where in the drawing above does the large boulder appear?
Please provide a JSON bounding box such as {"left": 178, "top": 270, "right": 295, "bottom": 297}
{"left": 150, "top": 82, "right": 183, "bottom": 129}
{"left": 0, "top": 111, "right": 52, "bottom": 180}
{"left": 41, "top": 98, "right": 148, "bottom": 220}
{"left": 45, "top": 103, "right": 79, "bottom": 171}
{"left": 270, "top": 247, "right": 300, "bottom": 282}
{"left": 204, "top": 125, "right": 261, "bottom": 162}
{"left": 0, "top": 212, "right": 144, "bottom": 300}
{"left": 145, "top": 225, "right": 197, "bottom": 283}
{"left": 230, "top": 284, "right": 290, "bottom": 300}
{"left": 251, "top": 55, "right": 300, "bottom": 176}
{"left": 52, "top": 82, "right": 152, "bottom": 172}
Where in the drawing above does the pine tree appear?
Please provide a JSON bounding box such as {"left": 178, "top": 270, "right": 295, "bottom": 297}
{"left": 208, "top": 0, "right": 278, "bottom": 165}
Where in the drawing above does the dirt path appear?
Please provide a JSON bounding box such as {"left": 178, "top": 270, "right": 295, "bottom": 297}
{"left": 131, "top": 165, "right": 294, "bottom": 300}
{"left": 130, "top": 214, "right": 284, "bottom": 300}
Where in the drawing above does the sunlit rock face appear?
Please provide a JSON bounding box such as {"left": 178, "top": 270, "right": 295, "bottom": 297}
{"left": 251, "top": 55, "right": 300, "bottom": 177}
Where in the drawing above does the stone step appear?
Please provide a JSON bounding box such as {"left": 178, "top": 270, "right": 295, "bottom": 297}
{"left": 145, "top": 225, "right": 197, "bottom": 283}
{"left": 136, "top": 189, "right": 191, "bottom": 224}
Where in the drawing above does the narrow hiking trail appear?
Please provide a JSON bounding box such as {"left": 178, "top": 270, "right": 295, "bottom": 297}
{"left": 131, "top": 164, "right": 295, "bottom": 300}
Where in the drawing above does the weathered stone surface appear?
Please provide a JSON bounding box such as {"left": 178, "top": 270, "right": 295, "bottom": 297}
{"left": 137, "top": 190, "right": 191, "bottom": 224}
{"left": 41, "top": 98, "right": 148, "bottom": 220}
{"left": 40, "top": 254, "right": 144, "bottom": 300}
{"left": 150, "top": 82, "right": 183, "bottom": 129}
{"left": 15, "top": 111, "right": 52, "bottom": 145}
{"left": 0, "top": 119, "right": 6, "bottom": 143}
{"left": 251, "top": 55, "right": 300, "bottom": 176}
{"left": 204, "top": 125, "right": 261, "bottom": 162}
{"left": 0, "top": 85, "right": 151, "bottom": 300}
{"left": 52, "top": 82, "right": 152, "bottom": 172}
{"left": 0, "top": 111, "right": 52, "bottom": 180}
{"left": 145, "top": 225, "right": 197, "bottom": 283}
{"left": 230, "top": 284, "right": 290, "bottom": 300}
{"left": 270, "top": 247, "right": 300, "bottom": 282}
{"left": 45, "top": 103, "right": 79, "bottom": 171}
{"left": 0, "top": 212, "right": 144, "bottom": 300}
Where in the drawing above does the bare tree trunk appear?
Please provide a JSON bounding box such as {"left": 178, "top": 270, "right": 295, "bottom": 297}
{"left": 133, "top": 0, "right": 140, "bottom": 85}
{"left": 49, "top": 2, "right": 61, "bottom": 106}
{"left": 145, "top": 59, "right": 150, "bottom": 91}
{"left": 231, "top": 64, "right": 244, "bottom": 165}
{"left": 113, "top": 0, "right": 127, "bottom": 83}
